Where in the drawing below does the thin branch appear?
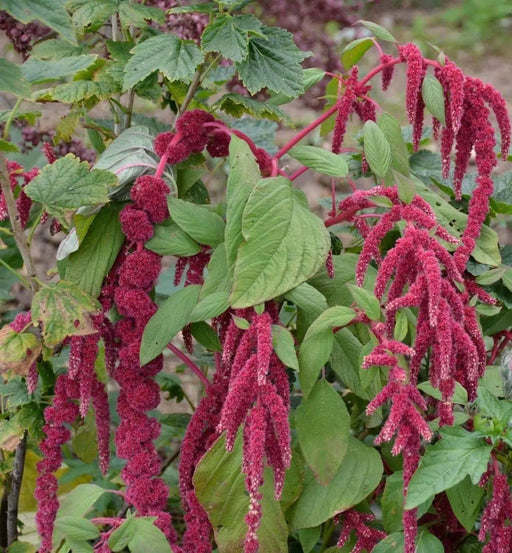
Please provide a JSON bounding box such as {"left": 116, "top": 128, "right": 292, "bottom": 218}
{"left": 167, "top": 342, "right": 210, "bottom": 387}
{"left": 6, "top": 432, "right": 27, "bottom": 546}
{"left": 175, "top": 68, "right": 203, "bottom": 122}
{"left": 0, "top": 152, "right": 40, "bottom": 294}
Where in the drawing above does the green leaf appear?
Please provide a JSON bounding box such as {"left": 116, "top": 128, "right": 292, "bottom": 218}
{"left": 215, "top": 93, "right": 287, "bottom": 122}
{"left": 6, "top": 542, "right": 37, "bottom": 553}
{"left": 202, "top": 14, "right": 261, "bottom": 62}
{"left": 502, "top": 268, "right": 512, "bottom": 293}
{"left": 201, "top": 244, "right": 232, "bottom": 298}
{"left": 54, "top": 517, "right": 99, "bottom": 541}
{"left": 0, "top": 139, "right": 19, "bottom": 153}
{"left": 25, "top": 154, "right": 116, "bottom": 218}
{"left": 373, "top": 530, "right": 444, "bottom": 553}
{"left": 57, "top": 484, "right": 108, "bottom": 518}
{"left": 341, "top": 37, "right": 374, "bottom": 70}
{"left": 272, "top": 325, "right": 298, "bottom": 370}
{"left": 236, "top": 25, "right": 307, "bottom": 97}
{"left": 377, "top": 113, "right": 410, "bottom": 176}
{"left": 405, "top": 427, "right": 493, "bottom": 509}
{"left": 363, "top": 121, "right": 392, "bottom": 178}
{"left": 393, "top": 309, "right": 409, "bottom": 341}
{"left": 94, "top": 125, "right": 157, "bottom": 189}
{"left": 357, "top": 20, "right": 396, "bottom": 42}
{"left": 269, "top": 68, "right": 325, "bottom": 106}
{"left": 225, "top": 135, "right": 261, "bottom": 273}
{"left": 146, "top": 219, "right": 201, "bottom": 257}
{"left": 296, "top": 380, "right": 350, "bottom": 484}
{"left": 288, "top": 145, "right": 349, "bottom": 177}
{"left": 32, "top": 281, "right": 100, "bottom": 347}
{"left": 0, "top": 0, "right": 76, "bottom": 44}
{"left": 190, "top": 291, "right": 230, "bottom": 322}
{"left": 285, "top": 282, "right": 328, "bottom": 319}
{"left": 298, "top": 306, "right": 356, "bottom": 397}
{"left": 108, "top": 518, "right": 135, "bottom": 551}
{"left": 140, "top": 285, "right": 201, "bottom": 365}
{"left": 291, "top": 437, "right": 383, "bottom": 528}
{"left": 109, "top": 517, "right": 172, "bottom": 553}
{"left": 417, "top": 379, "right": 468, "bottom": 404}
{"left": 298, "top": 527, "right": 321, "bottom": 553}
{"left": 64, "top": 203, "right": 124, "bottom": 298}
{"left": 230, "top": 176, "right": 330, "bottom": 308}
{"left": 189, "top": 321, "right": 222, "bottom": 351}
{"left": 21, "top": 55, "right": 98, "bottom": 83}
{"left": 475, "top": 266, "right": 507, "bottom": 285}
{"left": 0, "top": 58, "right": 31, "bottom": 97}
{"left": 422, "top": 74, "right": 446, "bottom": 125}
{"left": 123, "top": 34, "right": 204, "bottom": 90}
{"left": 446, "top": 476, "right": 485, "bottom": 532}
{"left": 347, "top": 284, "right": 381, "bottom": 320}
{"left": 194, "top": 432, "right": 288, "bottom": 553}
{"left": 395, "top": 171, "right": 417, "bottom": 204}
{"left": 118, "top": 2, "right": 165, "bottom": 28}
{"left": 168, "top": 197, "right": 225, "bottom": 247}
{"left": 45, "top": 78, "right": 118, "bottom": 104}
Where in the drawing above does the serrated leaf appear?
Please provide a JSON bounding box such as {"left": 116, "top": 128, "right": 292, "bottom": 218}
{"left": 32, "top": 281, "right": 100, "bottom": 346}
{"left": 296, "top": 380, "right": 350, "bottom": 484}
{"left": 236, "top": 25, "right": 307, "bottom": 97}
{"left": 21, "top": 55, "right": 98, "bottom": 83}
{"left": 272, "top": 325, "right": 298, "bottom": 370}
{"left": 189, "top": 321, "right": 222, "bottom": 351}
{"left": 230, "top": 176, "right": 330, "bottom": 308}
{"left": 146, "top": 219, "right": 201, "bottom": 257}
{"left": 45, "top": 78, "right": 118, "bottom": 104}
{"left": 292, "top": 437, "right": 383, "bottom": 528}
{"left": 140, "top": 285, "right": 201, "bottom": 365}
{"left": 288, "top": 145, "right": 348, "bottom": 177}
{"left": 357, "top": 20, "right": 396, "bottom": 42}
{"left": 347, "top": 284, "right": 381, "bottom": 320}
{"left": 406, "top": 427, "right": 493, "bottom": 509}
{"left": 215, "top": 93, "right": 287, "bottom": 122}
{"left": 70, "top": 0, "right": 117, "bottom": 32}
{"left": 298, "top": 306, "right": 356, "bottom": 397}
{"left": 341, "top": 37, "right": 374, "bottom": 70}
{"left": 202, "top": 14, "right": 261, "bottom": 62}
{"left": 167, "top": 197, "right": 225, "bottom": 247}
{"left": 0, "top": 0, "right": 76, "bottom": 44}
{"left": 422, "top": 74, "right": 446, "bottom": 125}
{"left": 269, "top": 68, "right": 325, "bottom": 106}
{"left": 64, "top": 203, "right": 124, "bottom": 298}
{"left": 0, "top": 58, "right": 31, "bottom": 97}
{"left": 118, "top": 2, "right": 165, "bottom": 28}
{"left": 94, "top": 125, "right": 157, "bottom": 189}
{"left": 377, "top": 112, "right": 409, "bottom": 176}
{"left": 123, "top": 34, "right": 204, "bottom": 90}
{"left": 25, "top": 154, "right": 116, "bottom": 217}
{"left": 363, "top": 121, "right": 391, "bottom": 178}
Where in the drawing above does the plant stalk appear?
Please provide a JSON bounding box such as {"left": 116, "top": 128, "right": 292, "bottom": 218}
{"left": 6, "top": 432, "right": 27, "bottom": 546}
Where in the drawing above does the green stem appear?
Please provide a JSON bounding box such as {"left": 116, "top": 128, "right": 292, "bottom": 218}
{"left": 0, "top": 257, "right": 32, "bottom": 288}
{"left": 3, "top": 97, "right": 23, "bottom": 141}
{"left": 26, "top": 207, "right": 44, "bottom": 247}
{"left": 319, "top": 520, "right": 335, "bottom": 551}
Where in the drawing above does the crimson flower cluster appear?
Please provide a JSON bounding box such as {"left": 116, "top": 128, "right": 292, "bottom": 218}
{"left": 0, "top": 160, "right": 38, "bottom": 230}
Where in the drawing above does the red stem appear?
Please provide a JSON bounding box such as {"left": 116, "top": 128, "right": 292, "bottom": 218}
{"left": 154, "top": 132, "right": 182, "bottom": 179}
{"left": 167, "top": 342, "right": 210, "bottom": 387}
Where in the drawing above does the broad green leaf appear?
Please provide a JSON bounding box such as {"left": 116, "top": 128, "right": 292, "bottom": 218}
{"left": 422, "top": 74, "right": 446, "bottom": 125}
{"left": 230, "top": 177, "right": 330, "bottom": 308}
{"left": 123, "top": 34, "right": 204, "bottom": 90}
{"left": 394, "top": 309, "right": 409, "bottom": 341}
{"left": 168, "top": 197, "right": 225, "bottom": 247}
{"left": 417, "top": 379, "right": 468, "bottom": 404}
{"left": 272, "top": 325, "right": 298, "bottom": 370}
{"left": 65, "top": 203, "right": 125, "bottom": 298}
{"left": 341, "top": 37, "right": 374, "bottom": 70}
{"left": 71, "top": 410, "right": 97, "bottom": 464}
{"left": 285, "top": 282, "right": 328, "bottom": 319}
{"left": 201, "top": 244, "right": 232, "bottom": 298}
{"left": 288, "top": 145, "right": 349, "bottom": 177}
{"left": 269, "top": 68, "right": 326, "bottom": 106}
{"left": 405, "top": 427, "right": 493, "bottom": 509}
{"left": 476, "top": 266, "right": 507, "bottom": 285}
{"left": 394, "top": 171, "right": 417, "bottom": 204}
{"left": 291, "top": 437, "right": 383, "bottom": 528}
{"left": 146, "top": 219, "right": 201, "bottom": 257}
{"left": 296, "top": 380, "right": 350, "bottom": 484}
{"left": 118, "top": 2, "right": 165, "bottom": 28}
{"left": 357, "top": 20, "right": 396, "bottom": 42}
{"left": 201, "top": 14, "right": 262, "bottom": 62}
{"left": 6, "top": 542, "right": 36, "bottom": 553}
{"left": 189, "top": 321, "right": 222, "bottom": 352}
{"left": 373, "top": 530, "right": 444, "bottom": 553}
{"left": 298, "top": 527, "right": 321, "bottom": 553}
{"left": 124, "top": 518, "right": 173, "bottom": 553}
{"left": 94, "top": 125, "right": 157, "bottom": 189}
{"left": 0, "top": 139, "right": 19, "bottom": 153}
{"left": 236, "top": 25, "right": 307, "bottom": 97}
{"left": 194, "top": 433, "right": 288, "bottom": 553}
{"left": 45, "top": 78, "right": 118, "bottom": 104}
{"left": 21, "top": 55, "right": 98, "bottom": 83}
{"left": 299, "top": 306, "right": 356, "bottom": 397}
{"left": 0, "top": 58, "right": 31, "bottom": 97}
{"left": 0, "top": 0, "right": 76, "bottom": 44}
{"left": 363, "top": 121, "right": 391, "bottom": 178}
{"left": 109, "top": 518, "right": 135, "bottom": 552}
{"left": 215, "top": 93, "right": 287, "bottom": 122}
{"left": 57, "top": 484, "right": 108, "bottom": 518}
{"left": 70, "top": 0, "right": 117, "bottom": 32}
{"left": 190, "top": 291, "right": 230, "bottom": 322}
{"left": 25, "top": 154, "right": 116, "bottom": 217}
{"left": 225, "top": 135, "right": 261, "bottom": 273}
{"left": 377, "top": 113, "right": 410, "bottom": 176}
{"left": 347, "top": 284, "right": 381, "bottom": 320}
{"left": 446, "top": 476, "right": 485, "bottom": 532}
{"left": 140, "top": 285, "right": 201, "bottom": 365}
{"left": 54, "top": 517, "right": 99, "bottom": 541}
{"left": 32, "top": 281, "right": 100, "bottom": 347}
{"left": 502, "top": 268, "right": 512, "bottom": 293}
